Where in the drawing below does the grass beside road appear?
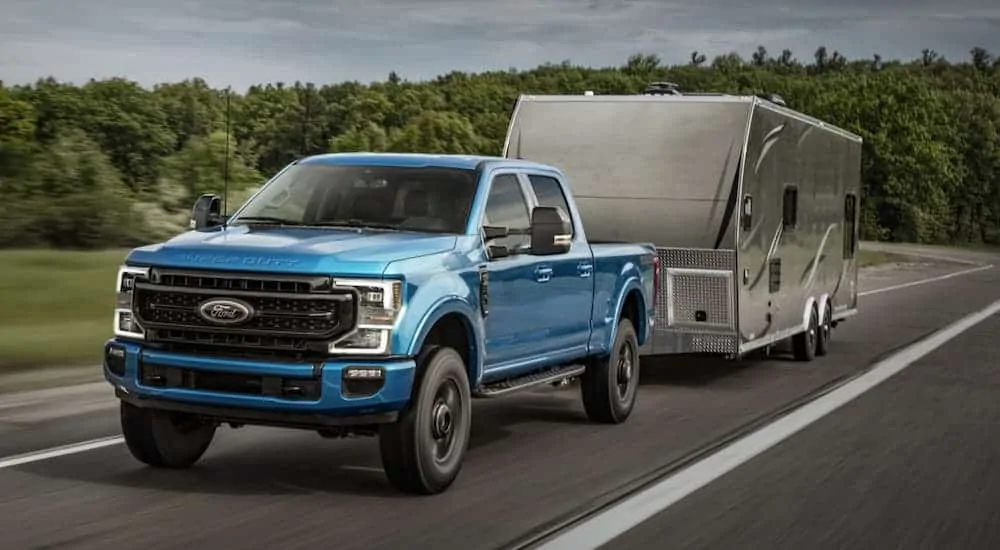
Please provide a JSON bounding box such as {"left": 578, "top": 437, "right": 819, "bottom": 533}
{"left": 857, "top": 249, "right": 915, "bottom": 267}
{"left": 0, "top": 249, "right": 128, "bottom": 373}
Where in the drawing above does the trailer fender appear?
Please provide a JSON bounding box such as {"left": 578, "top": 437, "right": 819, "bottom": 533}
{"left": 816, "top": 293, "right": 832, "bottom": 321}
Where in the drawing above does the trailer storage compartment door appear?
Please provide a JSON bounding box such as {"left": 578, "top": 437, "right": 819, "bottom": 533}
{"left": 656, "top": 247, "right": 739, "bottom": 354}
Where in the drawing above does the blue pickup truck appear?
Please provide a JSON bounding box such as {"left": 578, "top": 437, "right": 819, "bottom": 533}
{"left": 104, "top": 153, "right": 658, "bottom": 494}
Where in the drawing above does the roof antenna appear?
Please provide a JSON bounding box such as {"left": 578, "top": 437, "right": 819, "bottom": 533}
{"left": 222, "top": 86, "right": 232, "bottom": 221}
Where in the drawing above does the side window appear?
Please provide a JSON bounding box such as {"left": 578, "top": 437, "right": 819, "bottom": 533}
{"left": 741, "top": 195, "right": 753, "bottom": 231}
{"left": 844, "top": 193, "right": 857, "bottom": 259}
{"left": 483, "top": 174, "right": 531, "bottom": 251}
{"left": 527, "top": 174, "right": 574, "bottom": 237}
{"left": 782, "top": 186, "right": 798, "bottom": 230}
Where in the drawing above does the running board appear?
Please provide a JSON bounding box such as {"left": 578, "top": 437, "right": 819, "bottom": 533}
{"left": 473, "top": 365, "right": 586, "bottom": 398}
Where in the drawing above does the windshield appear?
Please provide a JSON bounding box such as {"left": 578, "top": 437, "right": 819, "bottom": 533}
{"left": 230, "top": 163, "right": 479, "bottom": 234}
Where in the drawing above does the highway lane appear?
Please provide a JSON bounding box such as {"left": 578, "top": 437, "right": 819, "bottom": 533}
{"left": 595, "top": 300, "right": 1000, "bottom": 550}
{"left": 0, "top": 251, "right": 997, "bottom": 550}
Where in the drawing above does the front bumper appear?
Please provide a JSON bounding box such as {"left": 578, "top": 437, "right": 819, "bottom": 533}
{"left": 103, "top": 339, "right": 415, "bottom": 429}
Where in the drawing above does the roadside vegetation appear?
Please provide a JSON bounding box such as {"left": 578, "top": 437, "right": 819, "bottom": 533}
{"left": 2, "top": 46, "right": 999, "bottom": 249}
{"left": 857, "top": 250, "right": 916, "bottom": 267}
{"left": 0, "top": 249, "right": 127, "bottom": 371}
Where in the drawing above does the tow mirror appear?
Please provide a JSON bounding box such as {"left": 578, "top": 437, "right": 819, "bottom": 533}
{"left": 190, "top": 194, "right": 225, "bottom": 230}
{"left": 529, "top": 206, "right": 571, "bottom": 255}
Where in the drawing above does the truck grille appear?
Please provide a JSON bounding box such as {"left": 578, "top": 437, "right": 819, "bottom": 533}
{"left": 133, "top": 268, "right": 357, "bottom": 359}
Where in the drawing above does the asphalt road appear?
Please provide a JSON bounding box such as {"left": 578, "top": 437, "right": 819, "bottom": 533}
{"left": 0, "top": 245, "right": 998, "bottom": 550}
{"left": 598, "top": 297, "right": 1000, "bottom": 550}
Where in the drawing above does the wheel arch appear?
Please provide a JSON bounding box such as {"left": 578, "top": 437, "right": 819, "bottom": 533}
{"left": 606, "top": 279, "right": 649, "bottom": 351}
{"left": 407, "top": 300, "right": 483, "bottom": 387}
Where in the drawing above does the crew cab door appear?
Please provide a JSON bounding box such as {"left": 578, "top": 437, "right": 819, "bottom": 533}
{"left": 479, "top": 172, "right": 541, "bottom": 370}
{"left": 521, "top": 172, "right": 594, "bottom": 358}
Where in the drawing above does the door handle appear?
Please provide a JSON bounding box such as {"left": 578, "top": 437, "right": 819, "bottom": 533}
{"left": 534, "top": 266, "right": 553, "bottom": 283}
{"left": 577, "top": 262, "right": 593, "bottom": 278}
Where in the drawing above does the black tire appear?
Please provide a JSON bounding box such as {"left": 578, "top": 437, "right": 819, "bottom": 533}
{"left": 120, "top": 401, "right": 216, "bottom": 469}
{"left": 816, "top": 300, "right": 833, "bottom": 357}
{"left": 581, "top": 317, "right": 640, "bottom": 424}
{"left": 379, "top": 346, "right": 472, "bottom": 495}
{"left": 792, "top": 304, "right": 819, "bottom": 362}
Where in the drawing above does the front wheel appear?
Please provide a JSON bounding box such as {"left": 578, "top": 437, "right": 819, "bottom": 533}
{"left": 379, "top": 346, "right": 472, "bottom": 495}
{"left": 581, "top": 317, "right": 640, "bottom": 423}
{"left": 120, "top": 401, "right": 216, "bottom": 469}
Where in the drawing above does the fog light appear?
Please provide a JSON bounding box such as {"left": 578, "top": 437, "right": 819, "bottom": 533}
{"left": 105, "top": 343, "right": 126, "bottom": 377}
{"left": 344, "top": 366, "right": 385, "bottom": 379}
{"left": 342, "top": 366, "right": 385, "bottom": 398}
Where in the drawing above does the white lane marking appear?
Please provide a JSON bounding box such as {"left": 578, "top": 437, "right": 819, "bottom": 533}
{"left": 535, "top": 297, "right": 1000, "bottom": 550}
{"left": 0, "top": 436, "right": 124, "bottom": 469}
{"left": 0, "top": 262, "right": 993, "bottom": 469}
{"left": 859, "top": 264, "right": 993, "bottom": 297}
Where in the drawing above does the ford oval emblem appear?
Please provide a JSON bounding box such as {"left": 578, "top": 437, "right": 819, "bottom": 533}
{"left": 198, "top": 298, "right": 254, "bottom": 325}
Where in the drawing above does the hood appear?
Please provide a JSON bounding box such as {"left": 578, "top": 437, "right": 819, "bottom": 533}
{"left": 125, "top": 225, "right": 458, "bottom": 277}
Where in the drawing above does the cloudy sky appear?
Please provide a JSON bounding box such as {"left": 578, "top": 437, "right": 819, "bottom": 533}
{"left": 2, "top": 0, "right": 998, "bottom": 90}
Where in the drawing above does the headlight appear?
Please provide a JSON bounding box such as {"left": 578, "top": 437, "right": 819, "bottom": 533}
{"left": 114, "top": 266, "right": 149, "bottom": 340}
{"left": 328, "top": 279, "right": 402, "bottom": 355}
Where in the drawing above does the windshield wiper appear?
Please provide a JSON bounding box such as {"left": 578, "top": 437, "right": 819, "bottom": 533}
{"left": 231, "top": 216, "right": 305, "bottom": 226}
{"left": 312, "top": 219, "right": 401, "bottom": 231}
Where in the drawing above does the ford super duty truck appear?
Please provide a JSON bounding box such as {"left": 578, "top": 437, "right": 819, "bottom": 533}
{"left": 104, "top": 152, "right": 658, "bottom": 494}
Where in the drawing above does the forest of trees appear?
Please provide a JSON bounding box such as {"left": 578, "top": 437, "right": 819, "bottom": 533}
{"left": 1, "top": 45, "right": 999, "bottom": 249}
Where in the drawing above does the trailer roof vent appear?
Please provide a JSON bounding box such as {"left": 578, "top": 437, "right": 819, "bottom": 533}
{"left": 759, "top": 93, "right": 787, "bottom": 107}
{"left": 642, "top": 82, "right": 682, "bottom": 96}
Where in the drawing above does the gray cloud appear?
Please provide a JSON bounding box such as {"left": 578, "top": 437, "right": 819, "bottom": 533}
{"left": 2, "top": 0, "right": 998, "bottom": 90}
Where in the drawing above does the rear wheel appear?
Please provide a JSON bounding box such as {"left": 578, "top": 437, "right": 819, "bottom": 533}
{"left": 581, "top": 317, "right": 640, "bottom": 423}
{"left": 816, "top": 300, "right": 833, "bottom": 357}
{"left": 120, "top": 401, "right": 216, "bottom": 468}
{"left": 792, "top": 304, "right": 818, "bottom": 362}
{"left": 379, "top": 346, "right": 472, "bottom": 495}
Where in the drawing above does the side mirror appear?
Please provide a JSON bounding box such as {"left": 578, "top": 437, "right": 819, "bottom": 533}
{"left": 529, "top": 206, "right": 572, "bottom": 256}
{"left": 190, "top": 194, "right": 225, "bottom": 230}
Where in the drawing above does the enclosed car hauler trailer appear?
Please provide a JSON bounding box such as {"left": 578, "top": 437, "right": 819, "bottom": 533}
{"left": 502, "top": 88, "right": 862, "bottom": 361}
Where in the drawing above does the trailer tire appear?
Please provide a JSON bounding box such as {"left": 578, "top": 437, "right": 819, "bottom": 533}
{"left": 792, "top": 304, "right": 819, "bottom": 362}
{"left": 120, "top": 401, "right": 216, "bottom": 469}
{"left": 581, "top": 317, "right": 640, "bottom": 424}
{"left": 816, "top": 300, "right": 832, "bottom": 357}
{"left": 378, "top": 346, "right": 471, "bottom": 495}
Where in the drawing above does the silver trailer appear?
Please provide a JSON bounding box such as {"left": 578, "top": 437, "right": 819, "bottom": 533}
{"left": 502, "top": 87, "right": 862, "bottom": 361}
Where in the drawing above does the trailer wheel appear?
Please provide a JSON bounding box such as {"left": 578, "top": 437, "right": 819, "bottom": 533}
{"left": 816, "top": 300, "right": 832, "bottom": 357}
{"left": 581, "top": 317, "right": 640, "bottom": 423}
{"left": 378, "top": 346, "right": 471, "bottom": 495}
{"left": 792, "top": 304, "right": 818, "bottom": 362}
{"left": 120, "top": 402, "right": 216, "bottom": 469}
